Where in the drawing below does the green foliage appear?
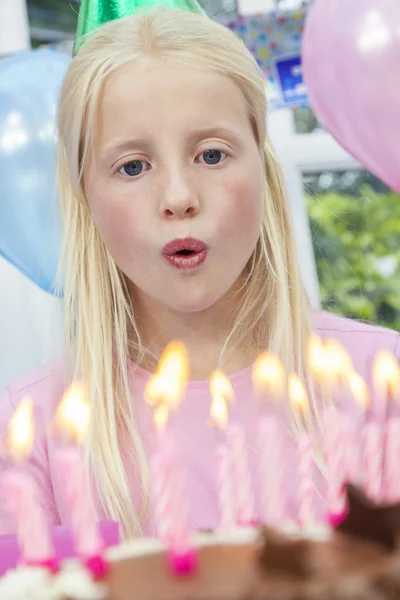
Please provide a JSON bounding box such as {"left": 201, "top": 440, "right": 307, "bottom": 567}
{"left": 307, "top": 186, "right": 400, "bottom": 331}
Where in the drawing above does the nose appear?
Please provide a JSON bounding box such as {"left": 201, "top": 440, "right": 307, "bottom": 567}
{"left": 159, "top": 168, "right": 200, "bottom": 219}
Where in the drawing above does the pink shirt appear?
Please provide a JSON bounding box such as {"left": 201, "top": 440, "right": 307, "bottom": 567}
{"left": 0, "top": 310, "right": 399, "bottom": 535}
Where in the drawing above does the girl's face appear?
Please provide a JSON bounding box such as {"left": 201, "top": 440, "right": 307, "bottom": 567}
{"left": 85, "top": 59, "right": 264, "bottom": 314}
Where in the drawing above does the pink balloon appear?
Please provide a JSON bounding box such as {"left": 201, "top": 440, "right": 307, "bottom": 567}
{"left": 302, "top": 0, "right": 400, "bottom": 192}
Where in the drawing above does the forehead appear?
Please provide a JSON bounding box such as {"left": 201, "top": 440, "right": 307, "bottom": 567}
{"left": 96, "top": 59, "right": 251, "bottom": 143}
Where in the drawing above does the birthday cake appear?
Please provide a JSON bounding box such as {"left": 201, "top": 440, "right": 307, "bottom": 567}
{"left": 1, "top": 484, "right": 400, "bottom": 600}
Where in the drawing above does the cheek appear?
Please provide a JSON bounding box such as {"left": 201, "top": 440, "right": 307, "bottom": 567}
{"left": 216, "top": 174, "right": 263, "bottom": 240}
{"left": 88, "top": 187, "right": 146, "bottom": 260}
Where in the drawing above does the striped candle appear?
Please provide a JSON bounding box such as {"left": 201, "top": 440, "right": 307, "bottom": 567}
{"left": 258, "top": 416, "right": 285, "bottom": 526}
{"left": 384, "top": 418, "right": 400, "bottom": 503}
{"left": 217, "top": 445, "right": 237, "bottom": 532}
{"left": 226, "top": 424, "right": 256, "bottom": 525}
{"left": 324, "top": 407, "right": 348, "bottom": 519}
{"left": 298, "top": 432, "right": 316, "bottom": 526}
{"left": 364, "top": 421, "right": 384, "bottom": 502}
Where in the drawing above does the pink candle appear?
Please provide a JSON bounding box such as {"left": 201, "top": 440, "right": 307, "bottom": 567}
{"left": 151, "top": 450, "right": 174, "bottom": 541}
{"left": 258, "top": 417, "right": 285, "bottom": 527}
{"left": 364, "top": 421, "right": 384, "bottom": 502}
{"left": 324, "top": 407, "right": 348, "bottom": 521}
{"left": 150, "top": 408, "right": 196, "bottom": 576}
{"left": 298, "top": 432, "right": 317, "bottom": 526}
{"left": 384, "top": 418, "right": 400, "bottom": 502}
{"left": 226, "top": 424, "right": 256, "bottom": 525}
{"left": 289, "top": 375, "right": 319, "bottom": 525}
{"left": 217, "top": 445, "right": 237, "bottom": 531}
{"left": 372, "top": 351, "right": 400, "bottom": 502}
{"left": 145, "top": 340, "right": 195, "bottom": 577}
{"left": 349, "top": 371, "right": 384, "bottom": 502}
{"left": 54, "top": 382, "right": 107, "bottom": 579}
{"left": 3, "top": 398, "right": 56, "bottom": 570}
{"left": 151, "top": 427, "right": 184, "bottom": 546}
{"left": 55, "top": 446, "right": 103, "bottom": 558}
{"left": 209, "top": 372, "right": 237, "bottom": 531}
{"left": 168, "top": 464, "right": 192, "bottom": 555}
{"left": 2, "top": 469, "right": 56, "bottom": 569}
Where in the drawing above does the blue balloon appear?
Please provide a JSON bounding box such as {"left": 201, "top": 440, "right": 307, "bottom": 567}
{"left": 0, "top": 49, "right": 70, "bottom": 294}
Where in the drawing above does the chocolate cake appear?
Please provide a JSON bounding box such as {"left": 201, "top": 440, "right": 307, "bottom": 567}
{"left": 1, "top": 485, "right": 400, "bottom": 600}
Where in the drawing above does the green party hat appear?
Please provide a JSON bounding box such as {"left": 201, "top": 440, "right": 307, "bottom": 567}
{"left": 74, "top": 0, "right": 206, "bottom": 54}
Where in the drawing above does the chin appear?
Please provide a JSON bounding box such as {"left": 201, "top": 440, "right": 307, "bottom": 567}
{"left": 164, "top": 288, "right": 227, "bottom": 315}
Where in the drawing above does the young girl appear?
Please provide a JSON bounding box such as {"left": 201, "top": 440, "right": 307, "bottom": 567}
{"left": 0, "top": 1, "right": 399, "bottom": 538}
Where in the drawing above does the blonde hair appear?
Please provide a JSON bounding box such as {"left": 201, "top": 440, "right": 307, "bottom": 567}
{"left": 56, "top": 7, "right": 312, "bottom": 537}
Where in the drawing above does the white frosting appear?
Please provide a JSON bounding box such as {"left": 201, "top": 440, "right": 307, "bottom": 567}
{"left": 50, "top": 564, "right": 106, "bottom": 600}
{"left": 0, "top": 564, "right": 106, "bottom": 600}
{"left": 0, "top": 524, "right": 331, "bottom": 599}
{"left": 106, "top": 523, "right": 330, "bottom": 564}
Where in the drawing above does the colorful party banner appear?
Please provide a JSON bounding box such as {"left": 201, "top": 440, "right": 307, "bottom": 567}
{"left": 224, "top": 8, "right": 310, "bottom": 109}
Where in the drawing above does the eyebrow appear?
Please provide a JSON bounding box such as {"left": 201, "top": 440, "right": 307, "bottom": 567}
{"left": 101, "top": 125, "right": 241, "bottom": 163}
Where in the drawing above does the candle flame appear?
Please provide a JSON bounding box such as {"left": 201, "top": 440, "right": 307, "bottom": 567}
{"left": 210, "top": 370, "right": 234, "bottom": 405}
{"left": 145, "top": 341, "right": 189, "bottom": 410}
{"left": 323, "top": 339, "right": 353, "bottom": 385}
{"left": 348, "top": 372, "right": 369, "bottom": 410}
{"left": 154, "top": 404, "right": 169, "bottom": 432}
{"left": 209, "top": 370, "right": 233, "bottom": 429}
{"left": 307, "top": 335, "right": 326, "bottom": 381}
{"left": 373, "top": 351, "right": 400, "bottom": 400}
{"left": 210, "top": 394, "right": 228, "bottom": 429}
{"left": 55, "top": 381, "right": 90, "bottom": 443}
{"left": 8, "top": 397, "right": 34, "bottom": 458}
{"left": 252, "top": 352, "right": 285, "bottom": 398}
{"left": 288, "top": 374, "right": 309, "bottom": 415}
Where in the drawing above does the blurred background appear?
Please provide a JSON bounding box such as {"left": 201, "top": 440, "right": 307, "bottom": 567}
{"left": 0, "top": 0, "right": 399, "bottom": 392}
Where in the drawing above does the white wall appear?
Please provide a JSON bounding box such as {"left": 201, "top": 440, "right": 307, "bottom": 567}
{"left": 268, "top": 110, "right": 321, "bottom": 310}
{"left": 0, "top": 0, "right": 30, "bottom": 56}
{"left": 238, "top": 0, "right": 275, "bottom": 14}
{"left": 0, "top": 257, "right": 63, "bottom": 395}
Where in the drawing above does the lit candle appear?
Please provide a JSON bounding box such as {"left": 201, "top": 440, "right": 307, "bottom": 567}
{"left": 210, "top": 370, "right": 256, "bottom": 526}
{"left": 145, "top": 342, "right": 196, "bottom": 576}
{"left": 347, "top": 372, "right": 369, "bottom": 485}
{"left": 226, "top": 423, "right": 257, "bottom": 525}
{"left": 252, "top": 352, "right": 286, "bottom": 527}
{"left": 364, "top": 421, "right": 383, "bottom": 503}
{"left": 373, "top": 351, "right": 400, "bottom": 502}
{"left": 309, "top": 337, "right": 353, "bottom": 521}
{"left": 323, "top": 339, "right": 354, "bottom": 401}
{"left": 307, "top": 335, "right": 327, "bottom": 399}
{"left": 54, "top": 382, "right": 107, "bottom": 579}
{"left": 2, "top": 398, "right": 57, "bottom": 571}
{"left": 144, "top": 341, "right": 188, "bottom": 411}
{"left": 216, "top": 446, "right": 236, "bottom": 532}
{"left": 289, "top": 375, "right": 318, "bottom": 527}
{"left": 209, "top": 373, "right": 237, "bottom": 531}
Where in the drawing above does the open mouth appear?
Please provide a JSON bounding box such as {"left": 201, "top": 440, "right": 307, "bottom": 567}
{"left": 175, "top": 249, "right": 196, "bottom": 256}
{"left": 162, "top": 238, "right": 208, "bottom": 269}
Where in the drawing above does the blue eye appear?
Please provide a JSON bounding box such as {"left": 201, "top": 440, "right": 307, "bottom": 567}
{"left": 201, "top": 149, "right": 227, "bottom": 165}
{"left": 118, "top": 160, "right": 149, "bottom": 177}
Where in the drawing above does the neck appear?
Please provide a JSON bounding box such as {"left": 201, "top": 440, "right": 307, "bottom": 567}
{"left": 129, "top": 283, "right": 255, "bottom": 381}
